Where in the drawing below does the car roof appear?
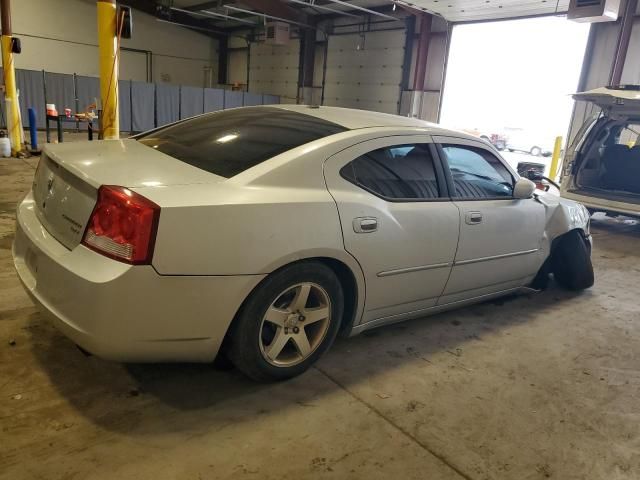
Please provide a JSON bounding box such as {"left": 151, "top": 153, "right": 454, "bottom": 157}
{"left": 270, "top": 104, "right": 472, "bottom": 138}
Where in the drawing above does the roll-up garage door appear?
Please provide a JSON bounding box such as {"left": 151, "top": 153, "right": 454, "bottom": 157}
{"left": 323, "top": 30, "right": 405, "bottom": 115}
{"left": 249, "top": 40, "right": 299, "bottom": 104}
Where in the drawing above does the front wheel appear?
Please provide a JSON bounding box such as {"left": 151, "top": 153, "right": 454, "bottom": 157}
{"left": 552, "top": 230, "right": 594, "bottom": 291}
{"left": 228, "top": 262, "right": 344, "bottom": 381}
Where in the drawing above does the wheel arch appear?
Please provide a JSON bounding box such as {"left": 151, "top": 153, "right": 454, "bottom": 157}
{"left": 220, "top": 252, "right": 366, "bottom": 357}
{"left": 544, "top": 200, "right": 591, "bottom": 244}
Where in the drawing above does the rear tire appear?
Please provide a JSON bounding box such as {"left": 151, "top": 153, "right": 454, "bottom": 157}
{"left": 552, "top": 230, "right": 594, "bottom": 291}
{"left": 228, "top": 262, "right": 344, "bottom": 382}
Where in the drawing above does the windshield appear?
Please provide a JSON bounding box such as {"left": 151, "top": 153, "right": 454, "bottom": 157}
{"left": 137, "top": 107, "right": 346, "bottom": 178}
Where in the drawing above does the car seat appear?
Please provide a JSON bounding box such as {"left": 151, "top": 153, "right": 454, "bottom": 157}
{"left": 601, "top": 144, "right": 631, "bottom": 190}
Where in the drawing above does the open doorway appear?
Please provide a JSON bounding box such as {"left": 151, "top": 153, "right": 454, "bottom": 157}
{"left": 440, "top": 16, "right": 590, "bottom": 174}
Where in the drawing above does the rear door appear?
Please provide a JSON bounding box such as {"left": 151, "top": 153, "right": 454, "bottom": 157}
{"left": 434, "top": 136, "right": 546, "bottom": 304}
{"left": 324, "top": 135, "right": 460, "bottom": 324}
{"left": 573, "top": 87, "right": 640, "bottom": 118}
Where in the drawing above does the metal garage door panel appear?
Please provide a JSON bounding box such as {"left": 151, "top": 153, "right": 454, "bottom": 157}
{"left": 249, "top": 40, "right": 299, "bottom": 103}
{"left": 324, "top": 82, "right": 401, "bottom": 100}
{"left": 330, "top": 30, "right": 405, "bottom": 49}
{"left": 323, "top": 66, "right": 404, "bottom": 84}
{"left": 324, "top": 30, "right": 405, "bottom": 115}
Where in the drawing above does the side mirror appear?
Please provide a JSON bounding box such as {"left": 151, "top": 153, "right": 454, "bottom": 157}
{"left": 513, "top": 177, "right": 536, "bottom": 199}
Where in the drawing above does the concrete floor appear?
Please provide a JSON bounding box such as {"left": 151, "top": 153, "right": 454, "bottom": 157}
{"left": 1, "top": 154, "right": 640, "bottom": 480}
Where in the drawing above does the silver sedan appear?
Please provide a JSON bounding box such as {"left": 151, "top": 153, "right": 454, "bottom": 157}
{"left": 12, "top": 105, "right": 593, "bottom": 381}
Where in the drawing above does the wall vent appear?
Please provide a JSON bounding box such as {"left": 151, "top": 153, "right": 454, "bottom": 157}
{"left": 264, "top": 22, "right": 290, "bottom": 45}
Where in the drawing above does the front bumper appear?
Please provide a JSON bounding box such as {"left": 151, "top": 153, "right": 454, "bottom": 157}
{"left": 12, "top": 192, "right": 265, "bottom": 362}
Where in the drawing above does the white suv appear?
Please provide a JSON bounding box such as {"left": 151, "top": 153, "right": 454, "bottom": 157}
{"left": 561, "top": 85, "right": 640, "bottom": 218}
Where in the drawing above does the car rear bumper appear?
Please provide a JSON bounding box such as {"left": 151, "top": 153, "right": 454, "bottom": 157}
{"left": 12, "top": 192, "right": 265, "bottom": 362}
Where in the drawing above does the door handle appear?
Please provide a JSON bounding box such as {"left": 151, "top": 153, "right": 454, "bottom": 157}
{"left": 465, "top": 212, "right": 483, "bottom": 225}
{"left": 353, "top": 217, "right": 378, "bottom": 233}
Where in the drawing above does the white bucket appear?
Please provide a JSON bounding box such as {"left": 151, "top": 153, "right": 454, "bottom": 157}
{"left": 0, "top": 137, "right": 11, "bottom": 157}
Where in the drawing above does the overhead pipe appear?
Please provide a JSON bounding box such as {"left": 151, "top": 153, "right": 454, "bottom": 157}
{"left": 285, "top": 0, "right": 360, "bottom": 18}
{"left": 171, "top": 6, "right": 258, "bottom": 26}
{"left": 321, "top": 0, "right": 398, "bottom": 20}
{"left": 224, "top": 4, "right": 315, "bottom": 29}
{"left": 0, "top": 0, "right": 23, "bottom": 154}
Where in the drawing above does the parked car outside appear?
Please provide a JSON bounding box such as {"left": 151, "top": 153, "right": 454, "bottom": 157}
{"left": 561, "top": 85, "right": 640, "bottom": 218}
{"left": 505, "top": 128, "right": 553, "bottom": 157}
{"left": 462, "top": 128, "right": 507, "bottom": 150}
{"left": 13, "top": 106, "right": 593, "bottom": 381}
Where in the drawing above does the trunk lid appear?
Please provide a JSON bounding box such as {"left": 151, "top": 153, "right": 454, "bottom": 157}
{"left": 573, "top": 86, "right": 640, "bottom": 118}
{"left": 33, "top": 139, "right": 222, "bottom": 250}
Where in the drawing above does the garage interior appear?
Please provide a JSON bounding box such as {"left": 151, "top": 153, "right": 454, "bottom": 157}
{"left": 1, "top": 0, "right": 640, "bottom": 478}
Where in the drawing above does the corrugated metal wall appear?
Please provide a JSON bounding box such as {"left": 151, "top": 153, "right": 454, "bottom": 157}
{"left": 405, "top": 16, "right": 450, "bottom": 122}
{"left": 568, "top": 15, "right": 640, "bottom": 143}
{"left": 621, "top": 18, "right": 640, "bottom": 84}
{"left": 249, "top": 41, "right": 300, "bottom": 104}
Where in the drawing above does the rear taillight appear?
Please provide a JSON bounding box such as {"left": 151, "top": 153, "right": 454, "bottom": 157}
{"left": 82, "top": 185, "right": 160, "bottom": 265}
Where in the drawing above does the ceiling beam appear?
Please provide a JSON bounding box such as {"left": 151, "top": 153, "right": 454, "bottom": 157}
{"left": 184, "top": 1, "right": 221, "bottom": 10}
{"left": 232, "top": 0, "right": 309, "bottom": 24}
{"left": 311, "top": 2, "right": 399, "bottom": 20}
{"left": 124, "top": 0, "right": 226, "bottom": 39}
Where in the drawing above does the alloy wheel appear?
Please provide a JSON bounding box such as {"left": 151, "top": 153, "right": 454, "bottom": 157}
{"left": 258, "top": 282, "right": 332, "bottom": 367}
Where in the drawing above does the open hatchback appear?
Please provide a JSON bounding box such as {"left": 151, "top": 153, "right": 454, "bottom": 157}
{"left": 561, "top": 85, "right": 640, "bottom": 217}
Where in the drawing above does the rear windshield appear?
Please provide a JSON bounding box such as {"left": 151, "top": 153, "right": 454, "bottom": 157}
{"left": 137, "top": 107, "right": 346, "bottom": 178}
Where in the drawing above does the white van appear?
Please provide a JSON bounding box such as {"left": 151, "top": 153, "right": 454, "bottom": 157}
{"left": 561, "top": 86, "right": 640, "bottom": 218}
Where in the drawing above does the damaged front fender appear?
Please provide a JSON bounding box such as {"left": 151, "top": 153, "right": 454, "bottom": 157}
{"left": 536, "top": 190, "right": 591, "bottom": 252}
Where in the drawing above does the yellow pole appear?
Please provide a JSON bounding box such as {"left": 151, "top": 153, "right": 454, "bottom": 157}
{"left": 1, "top": 0, "right": 23, "bottom": 155}
{"left": 549, "top": 136, "right": 563, "bottom": 181}
{"left": 97, "top": 0, "right": 119, "bottom": 139}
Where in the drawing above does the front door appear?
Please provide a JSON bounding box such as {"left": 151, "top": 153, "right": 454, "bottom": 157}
{"left": 434, "top": 137, "right": 546, "bottom": 304}
{"left": 324, "top": 135, "right": 460, "bottom": 324}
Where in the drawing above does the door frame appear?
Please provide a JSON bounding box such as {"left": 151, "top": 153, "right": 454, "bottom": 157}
{"left": 322, "top": 133, "right": 461, "bottom": 325}
{"left": 431, "top": 134, "right": 546, "bottom": 303}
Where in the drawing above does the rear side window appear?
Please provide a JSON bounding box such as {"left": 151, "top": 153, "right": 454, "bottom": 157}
{"left": 137, "top": 107, "right": 346, "bottom": 178}
{"left": 341, "top": 144, "right": 442, "bottom": 200}
{"left": 440, "top": 145, "right": 514, "bottom": 199}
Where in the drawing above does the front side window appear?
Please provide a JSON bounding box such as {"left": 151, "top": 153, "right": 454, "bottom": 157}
{"left": 441, "top": 145, "right": 514, "bottom": 199}
{"left": 341, "top": 144, "right": 442, "bottom": 200}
